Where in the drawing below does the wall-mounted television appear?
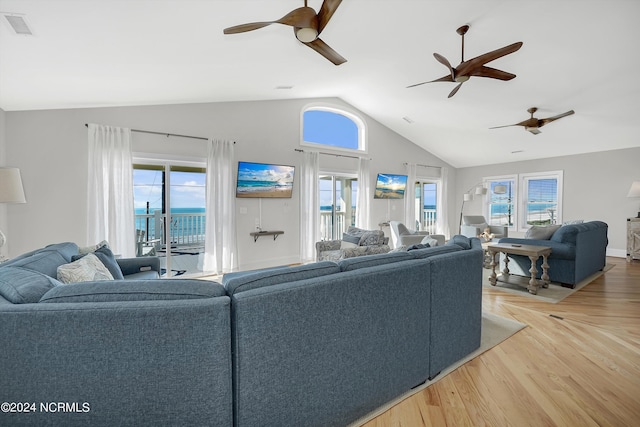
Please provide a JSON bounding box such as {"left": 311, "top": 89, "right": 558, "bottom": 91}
{"left": 373, "top": 173, "right": 408, "bottom": 199}
{"left": 236, "top": 161, "right": 295, "bottom": 198}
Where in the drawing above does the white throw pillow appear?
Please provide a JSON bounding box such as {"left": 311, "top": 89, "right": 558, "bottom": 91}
{"left": 524, "top": 225, "right": 561, "bottom": 240}
{"left": 420, "top": 236, "right": 439, "bottom": 247}
{"left": 57, "top": 253, "right": 115, "bottom": 284}
{"left": 340, "top": 240, "right": 358, "bottom": 249}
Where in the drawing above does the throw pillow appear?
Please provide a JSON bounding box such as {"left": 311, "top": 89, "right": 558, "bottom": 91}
{"left": 525, "top": 224, "right": 562, "bottom": 240}
{"left": 340, "top": 232, "right": 360, "bottom": 249}
{"left": 57, "top": 253, "right": 115, "bottom": 284}
{"left": 420, "top": 236, "right": 439, "bottom": 247}
{"left": 358, "top": 230, "right": 384, "bottom": 246}
{"left": 78, "top": 240, "right": 110, "bottom": 255}
{"left": 390, "top": 245, "right": 408, "bottom": 252}
{"left": 407, "top": 243, "right": 430, "bottom": 251}
{"left": 72, "top": 245, "right": 124, "bottom": 280}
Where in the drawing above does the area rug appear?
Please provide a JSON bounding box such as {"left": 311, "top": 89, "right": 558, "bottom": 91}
{"left": 482, "top": 263, "right": 614, "bottom": 303}
{"left": 348, "top": 312, "right": 526, "bottom": 427}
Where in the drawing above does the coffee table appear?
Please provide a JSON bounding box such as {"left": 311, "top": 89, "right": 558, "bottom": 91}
{"left": 487, "top": 243, "right": 552, "bottom": 295}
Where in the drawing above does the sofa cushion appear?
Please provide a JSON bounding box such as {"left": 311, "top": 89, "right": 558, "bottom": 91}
{"left": 446, "top": 235, "right": 472, "bottom": 250}
{"left": 3, "top": 250, "right": 70, "bottom": 278}
{"left": 39, "top": 279, "right": 226, "bottom": 303}
{"left": 338, "top": 251, "right": 414, "bottom": 272}
{"left": 0, "top": 266, "right": 62, "bottom": 304}
{"left": 408, "top": 245, "right": 462, "bottom": 259}
{"left": 57, "top": 253, "right": 114, "bottom": 284}
{"left": 224, "top": 261, "right": 340, "bottom": 296}
{"left": 72, "top": 245, "right": 124, "bottom": 280}
{"left": 525, "top": 225, "right": 561, "bottom": 240}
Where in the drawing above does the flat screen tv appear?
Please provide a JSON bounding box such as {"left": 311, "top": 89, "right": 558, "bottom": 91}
{"left": 374, "top": 173, "right": 408, "bottom": 199}
{"left": 236, "top": 161, "right": 295, "bottom": 198}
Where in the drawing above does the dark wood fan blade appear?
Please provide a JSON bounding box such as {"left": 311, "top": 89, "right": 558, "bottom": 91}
{"left": 448, "top": 82, "right": 464, "bottom": 98}
{"left": 277, "top": 7, "right": 317, "bottom": 28}
{"left": 406, "top": 74, "right": 453, "bottom": 88}
{"left": 224, "top": 22, "right": 275, "bottom": 34}
{"left": 304, "top": 38, "right": 346, "bottom": 65}
{"left": 539, "top": 110, "right": 575, "bottom": 126}
{"left": 434, "top": 53, "right": 455, "bottom": 80}
{"left": 457, "top": 42, "right": 523, "bottom": 76}
{"left": 490, "top": 118, "right": 537, "bottom": 129}
{"left": 489, "top": 124, "right": 519, "bottom": 129}
{"left": 317, "top": 0, "right": 342, "bottom": 34}
{"left": 470, "top": 66, "right": 516, "bottom": 81}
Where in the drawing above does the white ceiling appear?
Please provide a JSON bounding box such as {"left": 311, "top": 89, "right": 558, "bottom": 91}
{"left": 1, "top": 0, "right": 639, "bottom": 167}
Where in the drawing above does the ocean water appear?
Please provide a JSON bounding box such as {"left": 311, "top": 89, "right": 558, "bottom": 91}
{"left": 135, "top": 207, "right": 206, "bottom": 239}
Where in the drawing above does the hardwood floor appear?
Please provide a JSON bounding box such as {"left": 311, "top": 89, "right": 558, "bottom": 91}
{"left": 361, "top": 257, "right": 640, "bottom": 427}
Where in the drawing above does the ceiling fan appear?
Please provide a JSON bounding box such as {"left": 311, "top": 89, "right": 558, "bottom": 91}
{"left": 490, "top": 107, "right": 575, "bottom": 135}
{"left": 407, "top": 25, "right": 523, "bottom": 98}
{"left": 223, "top": 0, "right": 346, "bottom": 65}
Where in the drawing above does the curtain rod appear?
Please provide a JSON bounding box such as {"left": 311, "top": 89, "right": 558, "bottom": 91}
{"left": 403, "top": 162, "right": 442, "bottom": 169}
{"left": 294, "top": 148, "right": 371, "bottom": 160}
{"left": 84, "top": 123, "right": 222, "bottom": 142}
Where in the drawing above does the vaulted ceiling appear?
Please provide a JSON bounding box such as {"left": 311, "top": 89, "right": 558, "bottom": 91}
{"left": 1, "top": 0, "right": 638, "bottom": 167}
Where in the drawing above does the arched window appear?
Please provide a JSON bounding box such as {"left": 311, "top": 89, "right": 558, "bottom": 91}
{"left": 301, "top": 105, "right": 366, "bottom": 152}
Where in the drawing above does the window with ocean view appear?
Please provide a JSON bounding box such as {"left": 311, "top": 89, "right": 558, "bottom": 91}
{"left": 484, "top": 171, "right": 563, "bottom": 232}
{"left": 521, "top": 172, "right": 563, "bottom": 227}
{"left": 320, "top": 175, "right": 357, "bottom": 240}
{"left": 133, "top": 163, "right": 206, "bottom": 277}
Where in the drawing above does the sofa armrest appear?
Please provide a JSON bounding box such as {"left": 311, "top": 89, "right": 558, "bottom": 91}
{"left": 117, "top": 256, "right": 161, "bottom": 278}
{"left": 315, "top": 240, "right": 341, "bottom": 261}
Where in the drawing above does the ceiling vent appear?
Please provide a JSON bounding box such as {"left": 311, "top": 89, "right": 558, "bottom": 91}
{"left": 1, "top": 13, "right": 33, "bottom": 36}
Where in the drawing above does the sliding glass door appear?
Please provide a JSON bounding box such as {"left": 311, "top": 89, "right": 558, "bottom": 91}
{"left": 133, "top": 163, "right": 206, "bottom": 277}
{"left": 414, "top": 181, "right": 437, "bottom": 233}
{"left": 319, "top": 174, "right": 357, "bottom": 240}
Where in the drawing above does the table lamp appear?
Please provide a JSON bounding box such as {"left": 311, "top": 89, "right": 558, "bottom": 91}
{"left": 0, "top": 168, "right": 27, "bottom": 256}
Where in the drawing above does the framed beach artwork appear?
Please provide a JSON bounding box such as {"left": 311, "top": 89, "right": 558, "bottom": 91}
{"left": 236, "top": 161, "right": 295, "bottom": 198}
{"left": 374, "top": 173, "right": 408, "bottom": 199}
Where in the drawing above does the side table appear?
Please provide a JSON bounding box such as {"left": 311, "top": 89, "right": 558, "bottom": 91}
{"left": 487, "top": 243, "right": 552, "bottom": 295}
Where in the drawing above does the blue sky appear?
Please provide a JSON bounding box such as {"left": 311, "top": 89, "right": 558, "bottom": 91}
{"left": 376, "top": 173, "right": 408, "bottom": 191}
{"left": 133, "top": 170, "right": 205, "bottom": 210}
{"left": 303, "top": 110, "right": 358, "bottom": 149}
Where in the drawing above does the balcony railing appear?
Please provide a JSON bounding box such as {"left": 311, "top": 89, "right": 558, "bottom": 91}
{"left": 320, "top": 208, "right": 438, "bottom": 240}
{"left": 135, "top": 211, "right": 206, "bottom": 249}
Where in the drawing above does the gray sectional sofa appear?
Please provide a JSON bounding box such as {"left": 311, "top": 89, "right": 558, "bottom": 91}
{"left": 497, "top": 220, "right": 608, "bottom": 287}
{"left": 1, "top": 237, "right": 483, "bottom": 426}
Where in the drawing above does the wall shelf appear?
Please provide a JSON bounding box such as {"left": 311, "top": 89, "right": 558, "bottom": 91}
{"left": 250, "top": 230, "right": 284, "bottom": 242}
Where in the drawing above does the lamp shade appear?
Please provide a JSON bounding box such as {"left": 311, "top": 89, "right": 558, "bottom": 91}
{"left": 0, "top": 168, "right": 26, "bottom": 204}
{"left": 493, "top": 185, "right": 508, "bottom": 195}
{"left": 627, "top": 181, "right": 640, "bottom": 198}
{"left": 463, "top": 193, "right": 473, "bottom": 202}
{"left": 475, "top": 186, "right": 488, "bottom": 196}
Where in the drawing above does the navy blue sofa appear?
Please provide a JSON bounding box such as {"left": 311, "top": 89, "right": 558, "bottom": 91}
{"left": 1, "top": 237, "right": 483, "bottom": 426}
{"left": 497, "top": 220, "right": 608, "bottom": 287}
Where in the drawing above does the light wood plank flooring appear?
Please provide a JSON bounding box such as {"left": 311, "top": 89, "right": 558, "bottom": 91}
{"left": 361, "top": 257, "right": 640, "bottom": 427}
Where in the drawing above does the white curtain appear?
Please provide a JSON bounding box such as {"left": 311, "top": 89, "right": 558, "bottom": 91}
{"left": 437, "top": 167, "right": 451, "bottom": 238}
{"left": 300, "top": 151, "right": 319, "bottom": 263}
{"left": 87, "top": 124, "right": 135, "bottom": 257}
{"left": 404, "top": 163, "right": 417, "bottom": 230}
{"left": 200, "top": 139, "right": 237, "bottom": 274}
{"left": 355, "top": 157, "right": 371, "bottom": 229}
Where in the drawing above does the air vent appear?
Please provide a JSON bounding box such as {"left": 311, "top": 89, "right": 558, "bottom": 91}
{"left": 1, "top": 13, "right": 33, "bottom": 36}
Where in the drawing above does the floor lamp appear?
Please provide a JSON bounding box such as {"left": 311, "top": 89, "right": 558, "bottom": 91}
{"left": 628, "top": 181, "right": 640, "bottom": 218}
{"left": 458, "top": 184, "right": 487, "bottom": 233}
{"left": 0, "top": 168, "right": 27, "bottom": 260}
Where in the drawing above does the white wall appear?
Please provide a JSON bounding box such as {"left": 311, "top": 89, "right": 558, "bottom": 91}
{"left": 0, "top": 107, "right": 7, "bottom": 258}
{"left": 4, "top": 98, "right": 455, "bottom": 270}
{"left": 456, "top": 147, "right": 639, "bottom": 257}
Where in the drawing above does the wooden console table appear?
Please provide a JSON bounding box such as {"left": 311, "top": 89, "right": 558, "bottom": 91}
{"left": 250, "top": 230, "right": 284, "bottom": 242}
{"left": 487, "top": 243, "right": 552, "bottom": 295}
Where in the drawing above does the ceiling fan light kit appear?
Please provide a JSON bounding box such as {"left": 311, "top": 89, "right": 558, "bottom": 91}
{"left": 223, "top": 0, "right": 346, "bottom": 65}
